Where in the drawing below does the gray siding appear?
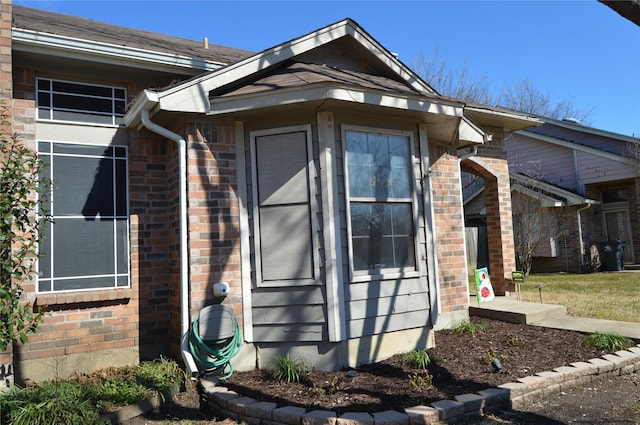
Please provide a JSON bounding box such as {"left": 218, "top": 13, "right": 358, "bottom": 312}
{"left": 245, "top": 118, "right": 328, "bottom": 343}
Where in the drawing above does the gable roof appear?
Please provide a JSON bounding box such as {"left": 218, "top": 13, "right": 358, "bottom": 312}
{"left": 128, "top": 19, "right": 448, "bottom": 114}
{"left": 12, "top": 5, "right": 253, "bottom": 72}
{"left": 125, "top": 18, "right": 492, "bottom": 146}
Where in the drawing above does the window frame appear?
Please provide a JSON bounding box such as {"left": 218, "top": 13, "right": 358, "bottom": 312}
{"left": 342, "top": 125, "right": 420, "bottom": 282}
{"left": 36, "top": 78, "right": 127, "bottom": 127}
{"left": 249, "top": 125, "right": 321, "bottom": 288}
{"left": 37, "top": 140, "right": 130, "bottom": 293}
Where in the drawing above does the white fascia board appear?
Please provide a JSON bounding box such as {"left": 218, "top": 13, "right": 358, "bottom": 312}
{"left": 124, "top": 90, "right": 160, "bottom": 128}
{"left": 458, "top": 117, "right": 486, "bottom": 145}
{"left": 208, "top": 84, "right": 463, "bottom": 117}
{"left": 510, "top": 172, "right": 598, "bottom": 206}
{"left": 517, "top": 130, "right": 638, "bottom": 166}
{"left": 12, "top": 28, "right": 225, "bottom": 73}
{"left": 158, "top": 19, "right": 438, "bottom": 113}
{"left": 511, "top": 184, "right": 566, "bottom": 207}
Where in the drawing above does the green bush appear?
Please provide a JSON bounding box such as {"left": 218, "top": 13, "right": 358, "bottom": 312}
{"left": 271, "top": 353, "right": 309, "bottom": 383}
{"left": 582, "top": 332, "right": 635, "bottom": 352}
{"left": 402, "top": 349, "right": 431, "bottom": 369}
{"left": 0, "top": 358, "right": 185, "bottom": 424}
{"left": 452, "top": 319, "right": 487, "bottom": 336}
{"left": 0, "top": 381, "right": 102, "bottom": 425}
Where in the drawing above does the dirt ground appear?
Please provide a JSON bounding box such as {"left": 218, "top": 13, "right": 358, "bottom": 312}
{"left": 123, "top": 318, "right": 640, "bottom": 424}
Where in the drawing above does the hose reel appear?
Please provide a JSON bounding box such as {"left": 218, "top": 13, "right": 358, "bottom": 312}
{"left": 188, "top": 304, "right": 242, "bottom": 380}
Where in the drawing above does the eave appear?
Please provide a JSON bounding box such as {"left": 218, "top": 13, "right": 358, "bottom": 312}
{"left": 209, "top": 83, "right": 461, "bottom": 117}
{"left": 12, "top": 27, "right": 226, "bottom": 74}
{"left": 510, "top": 173, "right": 599, "bottom": 207}
{"left": 464, "top": 105, "right": 543, "bottom": 132}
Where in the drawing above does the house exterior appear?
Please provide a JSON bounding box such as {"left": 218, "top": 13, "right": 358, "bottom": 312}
{"left": 464, "top": 117, "right": 640, "bottom": 274}
{"left": 1, "top": 0, "right": 540, "bottom": 385}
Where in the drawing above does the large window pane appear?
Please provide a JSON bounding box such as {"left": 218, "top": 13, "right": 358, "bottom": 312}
{"left": 53, "top": 218, "right": 115, "bottom": 277}
{"left": 38, "top": 141, "right": 129, "bottom": 292}
{"left": 346, "top": 130, "right": 416, "bottom": 273}
{"left": 53, "top": 156, "right": 113, "bottom": 217}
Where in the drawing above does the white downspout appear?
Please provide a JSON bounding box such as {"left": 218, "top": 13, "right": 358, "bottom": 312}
{"left": 576, "top": 202, "right": 593, "bottom": 267}
{"left": 139, "top": 108, "right": 199, "bottom": 379}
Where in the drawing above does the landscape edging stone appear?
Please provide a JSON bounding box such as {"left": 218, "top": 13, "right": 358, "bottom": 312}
{"left": 200, "top": 346, "right": 640, "bottom": 425}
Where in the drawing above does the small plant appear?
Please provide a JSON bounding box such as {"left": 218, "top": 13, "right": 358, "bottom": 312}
{"left": 452, "top": 319, "right": 487, "bottom": 336}
{"left": 409, "top": 371, "right": 433, "bottom": 389}
{"left": 484, "top": 350, "right": 506, "bottom": 367}
{"left": 506, "top": 335, "right": 527, "bottom": 348}
{"left": 402, "top": 349, "right": 431, "bottom": 369}
{"left": 582, "top": 332, "right": 635, "bottom": 352}
{"left": 271, "top": 352, "right": 309, "bottom": 383}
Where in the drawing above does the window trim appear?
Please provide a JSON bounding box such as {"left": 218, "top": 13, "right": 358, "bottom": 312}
{"left": 342, "top": 125, "right": 420, "bottom": 282}
{"left": 37, "top": 140, "right": 130, "bottom": 293}
{"left": 249, "top": 125, "right": 321, "bottom": 288}
{"left": 36, "top": 78, "right": 127, "bottom": 127}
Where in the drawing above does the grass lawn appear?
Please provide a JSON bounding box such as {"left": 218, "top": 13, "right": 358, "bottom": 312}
{"left": 469, "top": 272, "right": 640, "bottom": 323}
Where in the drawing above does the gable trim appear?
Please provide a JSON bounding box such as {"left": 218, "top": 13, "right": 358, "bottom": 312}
{"left": 147, "top": 19, "right": 438, "bottom": 115}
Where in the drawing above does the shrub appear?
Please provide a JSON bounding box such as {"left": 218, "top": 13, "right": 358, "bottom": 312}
{"left": 582, "top": 332, "right": 635, "bottom": 352}
{"left": 0, "top": 381, "right": 102, "bottom": 425}
{"left": 402, "top": 349, "right": 431, "bottom": 369}
{"left": 0, "top": 358, "right": 185, "bottom": 424}
{"left": 271, "top": 353, "right": 309, "bottom": 383}
{"left": 452, "top": 319, "right": 487, "bottom": 336}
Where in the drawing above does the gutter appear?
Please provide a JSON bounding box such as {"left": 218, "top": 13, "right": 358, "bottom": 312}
{"left": 12, "top": 28, "right": 225, "bottom": 73}
{"left": 124, "top": 91, "right": 199, "bottom": 379}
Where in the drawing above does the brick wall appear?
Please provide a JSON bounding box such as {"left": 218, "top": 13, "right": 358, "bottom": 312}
{"left": 128, "top": 121, "right": 178, "bottom": 360}
{"left": 461, "top": 131, "right": 516, "bottom": 294}
{"left": 183, "top": 122, "right": 243, "bottom": 327}
{"left": 429, "top": 145, "right": 468, "bottom": 315}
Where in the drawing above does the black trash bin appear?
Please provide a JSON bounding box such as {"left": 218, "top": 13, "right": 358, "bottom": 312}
{"left": 597, "top": 240, "right": 625, "bottom": 271}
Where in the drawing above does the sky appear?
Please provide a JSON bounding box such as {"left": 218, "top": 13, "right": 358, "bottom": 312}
{"left": 13, "top": 0, "right": 640, "bottom": 137}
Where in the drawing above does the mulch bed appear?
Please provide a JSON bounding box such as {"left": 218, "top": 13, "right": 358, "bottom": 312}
{"left": 221, "top": 318, "right": 610, "bottom": 415}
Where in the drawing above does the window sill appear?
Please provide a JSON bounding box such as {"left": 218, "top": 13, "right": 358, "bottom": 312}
{"left": 350, "top": 270, "right": 421, "bottom": 283}
{"left": 36, "top": 288, "right": 132, "bottom": 308}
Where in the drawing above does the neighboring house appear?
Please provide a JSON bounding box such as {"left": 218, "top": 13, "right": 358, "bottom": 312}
{"left": 1, "top": 0, "right": 540, "bottom": 385}
{"left": 464, "top": 116, "right": 639, "bottom": 274}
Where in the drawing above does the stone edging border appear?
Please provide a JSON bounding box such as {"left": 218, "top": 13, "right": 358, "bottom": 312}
{"left": 200, "top": 345, "right": 640, "bottom": 425}
{"left": 99, "top": 387, "right": 179, "bottom": 425}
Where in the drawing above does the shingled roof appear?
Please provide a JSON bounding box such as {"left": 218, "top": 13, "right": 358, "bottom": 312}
{"left": 12, "top": 5, "right": 254, "bottom": 66}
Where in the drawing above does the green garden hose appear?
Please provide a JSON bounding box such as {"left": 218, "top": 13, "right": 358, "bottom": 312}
{"left": 188, "top": 314, "right": 242, "bottom": 380}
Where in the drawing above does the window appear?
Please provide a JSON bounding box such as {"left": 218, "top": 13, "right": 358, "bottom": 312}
{"left": 37, "top": 78, "right": 126, "bottom": 126}
{"left": 38, "top": 141, "right": 129, "bottom": 292}
{"left": 251, "top": 127, "right": 317, "bottom": 285}
{"left": 345, "top": 129, "right": 416, "bottom": 274}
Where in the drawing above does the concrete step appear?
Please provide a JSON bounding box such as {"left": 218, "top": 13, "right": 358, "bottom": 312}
{"left": 469, "top": 296, "right": 567, "bottom": 325}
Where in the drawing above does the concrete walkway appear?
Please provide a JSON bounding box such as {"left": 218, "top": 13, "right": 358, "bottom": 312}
{"left": 469, "top": 296, "right": 640, "bottom": 341}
